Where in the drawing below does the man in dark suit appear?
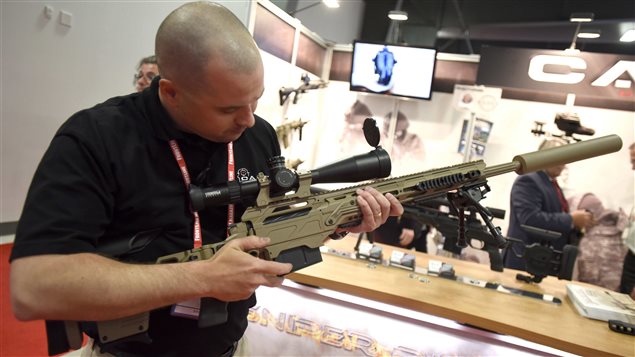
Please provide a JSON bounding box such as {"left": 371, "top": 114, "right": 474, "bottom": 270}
{"left": 504, "top": 138, "right": 593, "bottom": 271}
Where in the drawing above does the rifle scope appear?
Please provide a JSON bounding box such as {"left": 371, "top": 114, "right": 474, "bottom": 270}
{"left": 189, "top": 148, "right": 391, "bottom": 211}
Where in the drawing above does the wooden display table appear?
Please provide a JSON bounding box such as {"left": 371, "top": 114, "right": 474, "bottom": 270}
{"left": 287, "top": 236, "right": 634, "bottom": 356}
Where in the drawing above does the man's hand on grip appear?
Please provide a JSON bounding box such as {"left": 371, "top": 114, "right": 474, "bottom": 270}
{"left": 201, "top": 236, "right": 292, "bottom": 302}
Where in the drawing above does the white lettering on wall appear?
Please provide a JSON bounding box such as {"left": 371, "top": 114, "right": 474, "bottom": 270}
{"left": 527, "top": 55, "right": 586, "bottom": 84}
{"left": 591, "top": 60, "right": 635, "bottom": 88}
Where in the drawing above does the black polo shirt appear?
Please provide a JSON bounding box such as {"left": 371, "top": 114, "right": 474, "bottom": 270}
{"left": 11, "top": 78, "right": 280, "bottom": 356}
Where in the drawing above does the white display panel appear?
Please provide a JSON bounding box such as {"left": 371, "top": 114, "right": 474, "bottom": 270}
{"left": 243, "top": 281, "right": 575, "bottom": 356}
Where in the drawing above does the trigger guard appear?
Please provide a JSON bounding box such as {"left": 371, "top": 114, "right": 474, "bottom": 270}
{"left": 248, "top": 248, "right": 270, "bottom": 260}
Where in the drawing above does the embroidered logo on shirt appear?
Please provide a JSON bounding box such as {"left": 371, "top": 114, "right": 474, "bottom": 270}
{"left": 237, "top": 168, "right": 256, "bottom": 182}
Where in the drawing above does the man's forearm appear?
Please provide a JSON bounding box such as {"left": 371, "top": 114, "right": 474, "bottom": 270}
{"left": 10, "top": 253, "right": 204, "bottom": 321}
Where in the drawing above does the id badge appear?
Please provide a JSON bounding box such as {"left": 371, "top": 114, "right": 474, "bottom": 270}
{"left": 170, "top": 298, "right": 201, "bottom": 320}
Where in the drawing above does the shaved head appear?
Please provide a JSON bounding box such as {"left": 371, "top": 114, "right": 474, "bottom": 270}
{"left": 156, "top": 1, "right": 262, "bottom": 88}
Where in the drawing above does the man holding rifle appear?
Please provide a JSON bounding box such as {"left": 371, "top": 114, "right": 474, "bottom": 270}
{"left": 9, "top": 2, "right": 402, "bottom": 356}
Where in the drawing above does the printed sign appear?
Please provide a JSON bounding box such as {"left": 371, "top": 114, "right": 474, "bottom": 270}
{"left": 243, "top": 282, "right": 567, "bottom": 356}
{"left": 477, "top": 47, "right": 634, "bottom": 105}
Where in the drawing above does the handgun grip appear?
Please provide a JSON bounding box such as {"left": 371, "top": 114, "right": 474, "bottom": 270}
{"left": 198, "top": 297, "right": 229, "bottom": 328}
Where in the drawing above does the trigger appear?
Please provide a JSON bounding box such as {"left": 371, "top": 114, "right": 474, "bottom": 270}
{"left": 258, "top": 249, "right": 270, "bottom": 260}
{"left": 248, "top": 249, "right": 269, "bottom": 260}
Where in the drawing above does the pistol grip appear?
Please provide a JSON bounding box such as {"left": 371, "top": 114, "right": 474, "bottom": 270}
{"left": 198, "top": 297, "right": 228, "bottom": 328}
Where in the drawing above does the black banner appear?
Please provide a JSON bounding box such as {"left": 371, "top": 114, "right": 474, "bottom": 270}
{"left": 477, "top": 46, "right": 634, "bottom": 111}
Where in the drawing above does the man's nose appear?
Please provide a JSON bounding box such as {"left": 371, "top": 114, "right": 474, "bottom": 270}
{"left": 236, "top": 107, "right": 255, "bottom": 128}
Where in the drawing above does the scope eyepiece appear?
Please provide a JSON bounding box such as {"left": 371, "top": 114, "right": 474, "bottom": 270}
{"left": 189, "top": 181, "right": 259, "bottom": 211}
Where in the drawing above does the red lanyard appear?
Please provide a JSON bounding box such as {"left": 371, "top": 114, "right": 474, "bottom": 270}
{"left": 227, "top": 142, "right": 235, "bottom": 235}
{"left": 169, "top": 140, "right": 235, "bottom": 248}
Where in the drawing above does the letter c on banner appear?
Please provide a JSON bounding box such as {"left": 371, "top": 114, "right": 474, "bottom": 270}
{"left": 528, "top": 55, "right": 586, "bottom": 84}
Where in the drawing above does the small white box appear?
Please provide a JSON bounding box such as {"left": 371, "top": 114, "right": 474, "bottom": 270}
{"left": 428, "top": 259, "right": 443, "bottom": 275}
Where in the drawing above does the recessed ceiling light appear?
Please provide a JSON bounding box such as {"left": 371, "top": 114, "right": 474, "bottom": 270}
{"left": 569, "top": 12, "right": 594, "bottom": 23}
{"left": 388, "top": 10, "right": 408, "bottom": 21}
{"left": 322, "top": 0, "right": 340, "bottom": 9}
{"left": 577, "top": 31, "right": 600, "bottom": 39}
{"left": 620, "top": 29, "right": 635, "bottom": 42}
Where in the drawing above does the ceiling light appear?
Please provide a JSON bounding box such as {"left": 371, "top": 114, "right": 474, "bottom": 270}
{"left": 289, "top": 0, "right": 339, "bottom": 15}
{"left": 388, "top": 10, "right": 408, "bottom": 21}
{"left": 322, "top": 0, "right": 340, "bottom": 8}
{"left": 620, "top": 29, "right": 635, "bottom": 42}
{"left": 567, "top": 12, "right": 595, "bottom": 51}
{"left": 577, "top": 31, "right": 600, "bottom": 39}
{"left": 569, "top": 12, "right": 594, "bottom": 23}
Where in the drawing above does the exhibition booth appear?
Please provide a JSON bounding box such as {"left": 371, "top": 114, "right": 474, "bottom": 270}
{"left": 241, "top": 1, "right": 635, "bottom": 355}
{"left": 244, "top": 237, "right": 631, "bottom": 356}
{"left": 1, "top": 0, "right": 634, "bottom": 356}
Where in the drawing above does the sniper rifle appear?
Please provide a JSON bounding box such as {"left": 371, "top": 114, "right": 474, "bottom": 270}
{"left": 162, "top": 132, "right": 622, "bottom": 329}
{"left": 402, "top": 198, "right": 507, "bottom": 271}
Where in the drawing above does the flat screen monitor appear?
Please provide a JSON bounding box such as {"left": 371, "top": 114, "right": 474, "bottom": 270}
{"left": 349, "top": 41, "right": 437, "bottom": 100}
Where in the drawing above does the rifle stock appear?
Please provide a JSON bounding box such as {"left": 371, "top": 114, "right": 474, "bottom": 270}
{"left": 91, "top": 134, "right": 622, "bottom": 345}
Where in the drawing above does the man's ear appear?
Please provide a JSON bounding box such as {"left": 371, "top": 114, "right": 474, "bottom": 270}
{"left": 158, "top": 78, "right": 178, "bottom": 109}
